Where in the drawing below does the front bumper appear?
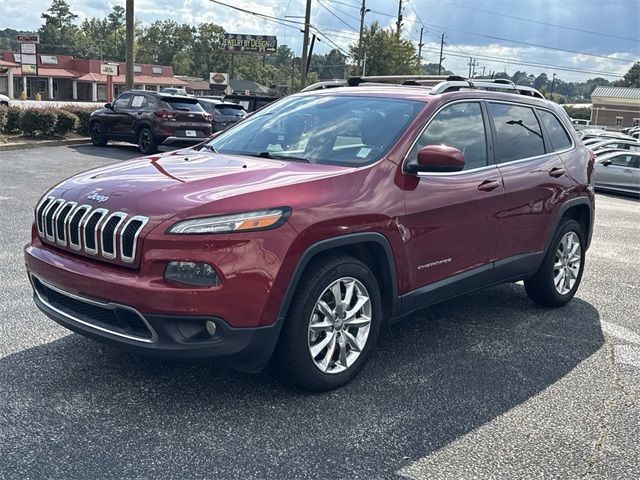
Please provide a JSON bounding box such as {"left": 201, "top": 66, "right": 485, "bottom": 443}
{"left": 29, "top": 272, "right": 281, "bottom": 372}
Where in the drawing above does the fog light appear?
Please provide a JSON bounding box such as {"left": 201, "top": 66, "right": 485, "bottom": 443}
{"left": 205, "top": 320, "right": 217, "bottom": 337}
{"left": 164, "top": 261, "right": 219, "bottom": 286}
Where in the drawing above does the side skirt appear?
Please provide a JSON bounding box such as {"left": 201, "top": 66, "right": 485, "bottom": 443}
{"left": 391, "top": 251, "right": 544, "bottom": 321}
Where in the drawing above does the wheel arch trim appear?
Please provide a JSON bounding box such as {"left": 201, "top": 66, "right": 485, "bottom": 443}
{"left": 276, "top": 232, "right": 400, "bottom": 325}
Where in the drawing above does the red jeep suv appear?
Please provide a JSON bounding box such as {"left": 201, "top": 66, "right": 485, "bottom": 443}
{"left": 25, "top": 76, "right": 595, "bottom": 391}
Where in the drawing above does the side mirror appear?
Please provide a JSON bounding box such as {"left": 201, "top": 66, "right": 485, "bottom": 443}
{"left": 104, "top": 103, "right": 113, "bottom": 109}
{"left": 409, "top": 145, "right": 465, "bottom": 173}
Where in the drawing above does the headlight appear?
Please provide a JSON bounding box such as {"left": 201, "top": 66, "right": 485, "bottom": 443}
{"left": 168, "top": 208, "right": 289, "bottom": 234}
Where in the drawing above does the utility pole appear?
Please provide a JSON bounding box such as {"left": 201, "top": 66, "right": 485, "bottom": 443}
{"left": 467, "top": 58, "right": 478, "bottom": 78}
{"left": 125, "top": 0, "right": 134, "bottom": 90}
{"left": 306, "top": 34, "right": 316, "bottom": 76}
{"left": 418, "top": 27, "right": 424, "bottom": 65}
{"left": 438, "top": 33, "right": 445, "bottom": 75}
{"left": 550, "top": 72, "right": 556, "bottom": 99}
{"left": 300, "top": 0, "right": 312, "bottom": 89}
{"left": 396, "top": 0, "right": 403, "bottom": 37}
{"left": 358, "top": 0, "right": 368, "bottom": 75}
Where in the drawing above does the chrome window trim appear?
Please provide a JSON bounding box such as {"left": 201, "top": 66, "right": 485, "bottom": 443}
{"left": 43, "top": 198, "right": 64, "bottom": 242}
{"left": 68, "top": 204, "right": 92, "bottom": 251}
{"left": 30, "top": 274, "right": 157, "bottom": 344}
{"left": 120, "top": 215, "right": 149, "bottom": 263}
{"left": 83, "top": 208, "right": 108, "bottom": 255}
{"left": 403, "top": 98, "right": 577, "bottom": 178}
{"left": 402, "top": 99, "right": 492, "bottom": 177}
{"left": 54, "top": 201, "right": 77, "bottom": 246}
{"left": 99, "top": 212, "right": 127, "bottom": 259}
{"left": 35, "top": 196, "right": 54, "bottom": 237}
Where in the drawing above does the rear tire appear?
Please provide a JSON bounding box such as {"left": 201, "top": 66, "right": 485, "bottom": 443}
{"left": 525, "top": 219, "right": 586, "bottom": 307}
{"left": 275, "top": 255, "right": 382, "bottom": 391}
{"left": 90, "top": 121, "right": 108, "bottom": 147}
{"left": 137, "top": 127, "right": 158, "bottom": 154}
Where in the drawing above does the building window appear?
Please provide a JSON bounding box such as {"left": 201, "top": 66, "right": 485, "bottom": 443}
{"left": 133, "top": 65, "right": 142, "bottom": 73}
{"left": 152, "top": 66, "right": 162, "bottom": 75}
{"left": 615, "top": 117, "right": 623, "bottom": 128}
{"left": 633, "top": 118, "right": 640, "bottom": 127}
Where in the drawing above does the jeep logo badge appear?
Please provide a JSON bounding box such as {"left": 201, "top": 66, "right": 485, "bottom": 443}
{"left": 87, "top": 192, "right": 109, "bottom": 203}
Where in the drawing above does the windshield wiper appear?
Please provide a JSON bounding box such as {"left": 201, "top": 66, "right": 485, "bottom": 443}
{"left": 195, "top": 143, "right": 217, "bottom": 153}
{"left": 254, "top": 151, "right": 311, "bottom": 163}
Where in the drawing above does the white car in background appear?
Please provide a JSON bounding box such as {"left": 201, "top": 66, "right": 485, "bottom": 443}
{"left": 0, "top": 94, "right": 10, "bottom": 107}
{"left": 594, "top": 151, "right": 640, "bottom": 197}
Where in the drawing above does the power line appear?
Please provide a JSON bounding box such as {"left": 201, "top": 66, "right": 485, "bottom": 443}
{"left": 316, "top": 0, "right": 360, "bottom": 32}
{"left": 440, "top": 1, "right": 640, "bottom": 43}
{"left": 318, "top": 0, "right": 362, "bottom": 23}
{"left": 421, "top": 47, "right": 625, "bottom": 78}
{"left": 428, "top": 23, "right": 637, "bottom": 64}
{"left": 323, "top": 0, "right": 396, "bottom": 18}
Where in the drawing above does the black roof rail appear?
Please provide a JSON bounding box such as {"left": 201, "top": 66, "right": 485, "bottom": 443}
{"left": 347, "top": 75, "right": 449, "bottom": 87}
{"left": 430, "top": 77, "right": 544, "bottom": 99}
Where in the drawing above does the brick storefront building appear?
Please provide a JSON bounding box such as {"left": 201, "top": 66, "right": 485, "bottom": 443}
{"left": 590, "top": 86, "right": 640, "bottom": 131}
{"left": 0, "top": 51, "right": 185, "bottom": 101}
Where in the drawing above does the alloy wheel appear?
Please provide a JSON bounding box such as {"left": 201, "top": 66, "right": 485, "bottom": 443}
{"left": 139, "top": 130, "right": 151, "bottom": 152}
{"left": 308, "top": 277, "right": 372, "bottom": 374}
{"left": 553, "top": 231, "right": 582, "bottom": 295}
{"left": 91, "top": 124, "right": 102, "bottom": 143}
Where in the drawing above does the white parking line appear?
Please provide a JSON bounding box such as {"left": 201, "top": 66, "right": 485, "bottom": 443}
{"left": 601, "top": 321, "right": 640, "bottom": 345}
{"left": 614, "top": 345, "right": 640, "bottom": 368}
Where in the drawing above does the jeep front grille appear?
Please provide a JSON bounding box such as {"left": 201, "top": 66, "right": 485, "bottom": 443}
{"left": 35, "top": 196, "right": 148, "bottom": 264}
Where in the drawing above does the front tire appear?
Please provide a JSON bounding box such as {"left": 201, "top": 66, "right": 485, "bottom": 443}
{"left": 525, "top": 218, "right": 586, "bottom": 307}
{"left": 90, "top": 122, "right": 108, "bottom": 146}
{"left": 275, "top": 255, "right": 382, "bottom": 391}
{"left": 137, "top": 127, "right": 158, "bottom": 154}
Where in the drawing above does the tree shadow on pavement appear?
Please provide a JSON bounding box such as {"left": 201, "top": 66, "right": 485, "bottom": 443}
{"left": 68, "top": 143, "right": 178, "bottom": 161}
{"left": 0, "top": 283, "right": 603, "bottom": 479}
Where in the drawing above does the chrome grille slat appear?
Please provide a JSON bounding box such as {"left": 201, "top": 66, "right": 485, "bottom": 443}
{"left": 35, "top": 196, "right": 148, "bottom": 264}
{"left": 99, "top": 212, "right": 127, "bottom": 259}
{"left": 54, "top": 201, "right": 77, "bottom": 246}
{"left": 120, "top": 216, "right": 149, "bottom": 263}
{"left": 83, "top": 208, "right": 108, "bottom": 255}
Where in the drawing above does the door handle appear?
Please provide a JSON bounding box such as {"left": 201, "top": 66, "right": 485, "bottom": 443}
{"left": 549, "top": 167, "right": 566, "bottom": 178}
{"left": 477, "top": 179, "right": 501, "bottom": 192}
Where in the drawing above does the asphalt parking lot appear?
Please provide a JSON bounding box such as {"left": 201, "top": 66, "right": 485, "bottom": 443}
{"left": 0, "top": 144, "right": 638, "bottom": 479}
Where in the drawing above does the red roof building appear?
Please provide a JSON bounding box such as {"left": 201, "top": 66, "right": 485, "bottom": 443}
{"left": 0, "top": 51, "right": 185, "bottom": 101}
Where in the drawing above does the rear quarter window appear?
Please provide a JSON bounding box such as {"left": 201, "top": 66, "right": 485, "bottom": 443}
{"left": 538, "top": 109, "right": 572, "bottom": 151}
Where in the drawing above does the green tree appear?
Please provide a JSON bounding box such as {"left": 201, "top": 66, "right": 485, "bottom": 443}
{"left": 39, "top": 0, "right": 82, "bottom": 55}
{"left": 191, "top": 23, "right": 229, "bottom": 78}
{"left": 309, "top": 49, "right": 347, "bottom": 79}
{"left": 137, "top": 20, "right": 194, "bottom": 67}
{"left": 349, "top": 21, "right": 420, "bottom": 76}
{"left": 618, "top": 61, "right": 640, "bottom": 88}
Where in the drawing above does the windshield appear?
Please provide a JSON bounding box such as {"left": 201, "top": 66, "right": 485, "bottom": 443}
{"left": 207, "top": 94, "right": 425, "bottom": 166}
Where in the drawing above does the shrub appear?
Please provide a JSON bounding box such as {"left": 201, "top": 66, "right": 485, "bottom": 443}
{"left": 53, "top": 110, "right": 79, "bottom": 136}
{"left": 19, "top": 108, "right": 57, "bottom": 137}
{"left": 0, "top": 106, "right": 7, "bottom": 133}
{"left": 61, "top": 105, "right": 97, "bottom": 135}
{"left": 3, "top": 105, "right": 23, "bottom": 134}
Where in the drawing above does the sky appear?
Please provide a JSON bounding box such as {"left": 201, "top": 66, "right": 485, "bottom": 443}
{"left": 2, "top": 0, "right": 639, "bottom": 82}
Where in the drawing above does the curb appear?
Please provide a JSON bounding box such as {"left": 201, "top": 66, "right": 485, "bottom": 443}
{"left": 0, "top": 138, "right": 92, "bottom": 152}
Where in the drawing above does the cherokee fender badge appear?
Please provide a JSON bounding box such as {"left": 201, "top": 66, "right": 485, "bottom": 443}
{"left": 87, "top": 192, "right": 109, "bottom": 203}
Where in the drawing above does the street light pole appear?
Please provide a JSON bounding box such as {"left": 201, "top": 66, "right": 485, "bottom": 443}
{"left": 550, "top": 73, "right": 556, "bottom": 100}
{"left": 358, "top": 0, "right": 369, "bottom": 75}
{"left": 125, "top": 0, "right": 134, "bottom": 91}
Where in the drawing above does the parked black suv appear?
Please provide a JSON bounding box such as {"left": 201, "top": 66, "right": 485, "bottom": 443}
{"left": 89, "top": 90, "right": 212, "bottom": 154}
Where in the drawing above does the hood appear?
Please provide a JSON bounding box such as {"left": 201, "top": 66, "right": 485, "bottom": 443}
{"left": 48, "top": 148, "right": 352, "bottom": 220}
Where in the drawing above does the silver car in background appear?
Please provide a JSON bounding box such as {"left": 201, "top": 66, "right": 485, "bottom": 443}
{"left": 594, "top": 151, "right": 640, "bottom": 197}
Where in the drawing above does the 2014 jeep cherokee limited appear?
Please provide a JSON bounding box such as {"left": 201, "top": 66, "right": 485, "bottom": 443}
{"left": 26, "top": 77, "right": 595, "bottom": 391}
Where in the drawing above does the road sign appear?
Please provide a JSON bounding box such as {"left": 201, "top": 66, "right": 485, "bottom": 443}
{"left": 100, "top": 64, "right": 120, "bottom": 76}
{"left": 17, "top": 34, "right": 39, "bottom": 44}
{"left": 20, "top": 43, "right": 36, "bottom": 54}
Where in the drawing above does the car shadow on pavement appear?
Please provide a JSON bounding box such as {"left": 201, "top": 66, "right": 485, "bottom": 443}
{"left": 0, "top": 283, "right": 603, "bottom": 479}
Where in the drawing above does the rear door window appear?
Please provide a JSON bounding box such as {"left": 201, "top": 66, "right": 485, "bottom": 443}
{"left": 489, "top": 103, "right": 545, "bottom": 163}
{"left": 538, "top": 109, "right": 572, "bottom": 151}
{"left": 408, "top": 102, "right": 488, "bottom": 171}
